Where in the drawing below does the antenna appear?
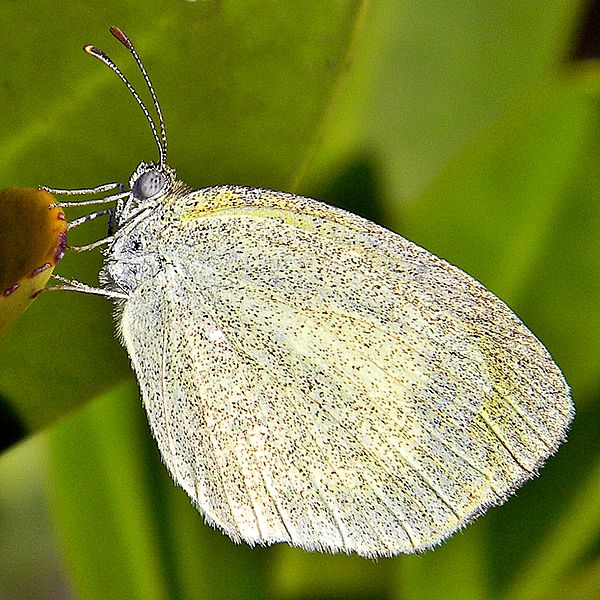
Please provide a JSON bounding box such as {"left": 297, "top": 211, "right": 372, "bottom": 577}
{"left": 84, "top": 27, "right": 168, "bottom": 166}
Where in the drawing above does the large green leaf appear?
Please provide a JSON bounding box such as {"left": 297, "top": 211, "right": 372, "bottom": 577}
{"left": 0, "top": 0, "right": 366, "bottom": 443}
{"left": 308, "top": 0, "right": 587, "bottom": 201}
{"left": 402, "top": 66, "right": 600, "bottom": 403}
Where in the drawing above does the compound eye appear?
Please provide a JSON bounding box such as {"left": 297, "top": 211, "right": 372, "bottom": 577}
{"left": 135, "top": 169, "right": 167, "bottom": 199}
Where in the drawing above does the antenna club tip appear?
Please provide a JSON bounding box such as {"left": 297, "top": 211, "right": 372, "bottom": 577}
{"left": 83, "top": 45, "right": 109, "bottom": 61}
{"left": 83, "top": 45, "right": 107, "bottom": 59}
{"left": 110, "top": 26, "right": 133, "bottom": 50}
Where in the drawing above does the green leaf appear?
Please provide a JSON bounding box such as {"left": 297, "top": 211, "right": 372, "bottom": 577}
{"left": 402, "top": 65, "right": 600, "bottom": 402}
{"left": 309, "top": 0, "right": 588, "bottom": 201}
{"left": 500, "top": 451, "right": 600, "bottom": 600}
{"left": 47, "top": 382, "right": 172, "bottom": 600}
{"left": 393, "top": 526, "right": 487, "bottom": 600}
{"left": 0, "top": 0, "right": 366, "bottom": 444}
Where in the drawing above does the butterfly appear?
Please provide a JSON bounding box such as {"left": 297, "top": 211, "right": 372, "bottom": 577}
{"left": 43, "top": 27, "right": 574, "bottom": 557}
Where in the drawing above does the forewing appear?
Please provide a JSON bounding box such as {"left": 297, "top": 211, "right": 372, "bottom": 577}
{"left": 119, "top": 185, "right": 573, "bottom": 557}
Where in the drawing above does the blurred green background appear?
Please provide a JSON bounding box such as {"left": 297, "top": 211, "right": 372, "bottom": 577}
{"left": 1, "top": 1, "right": 599, "bottom": 599}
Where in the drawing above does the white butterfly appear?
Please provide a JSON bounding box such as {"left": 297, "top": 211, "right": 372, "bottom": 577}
{"left": 44, "top": 27, "right": 574, "bottom": 558}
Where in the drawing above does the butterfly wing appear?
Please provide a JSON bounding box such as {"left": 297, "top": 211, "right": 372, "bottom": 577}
{"left": 117, "top": 185, "right": 573, "bottom": 557}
